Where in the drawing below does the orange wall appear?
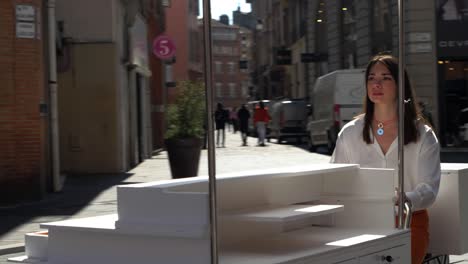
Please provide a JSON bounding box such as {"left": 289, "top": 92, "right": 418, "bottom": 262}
{"left": 166, "top": 1, "right": 190, "bottom": 81}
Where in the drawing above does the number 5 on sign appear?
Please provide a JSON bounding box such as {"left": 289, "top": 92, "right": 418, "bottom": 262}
{"left": 153, "top": 35, "right": 176, "bottom": 60}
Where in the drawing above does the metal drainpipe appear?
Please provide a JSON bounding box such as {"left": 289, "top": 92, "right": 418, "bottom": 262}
{"left": 202, "top": 0, "right": 218, "bottom": 263}
{"left": 397, "top": 0, "right": 406, "bottom": 229}
{"left": 47, "top": 0, "right": 62, "bottom": 192}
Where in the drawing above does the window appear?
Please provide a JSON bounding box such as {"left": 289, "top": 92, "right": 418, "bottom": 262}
{"left": 215, "top": 61, "right": 222, "bottom": 74}
{"left": 341, "top": 0, "right": 357, "bottom": 68}
{"left": 371, "top": 0, "right": 393, "bottom": 54}
{"left": 215, "top": 83, "right": 223, "bottom": 98}
{"left": 221, "top": 46, "right": 233, "bottom": 55}
{"left": 242, "top": 81, "right": 249, "bottom": 97}
{"left": 229, "top": 83, "right": 236, "bottom": 98}
{"left": 228, "top": 62, "right": 236, "bottom": 74}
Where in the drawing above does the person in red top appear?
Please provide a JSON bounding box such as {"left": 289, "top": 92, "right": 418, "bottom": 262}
{"left": 253, "top": 101, "right": 271, "bottom": 146}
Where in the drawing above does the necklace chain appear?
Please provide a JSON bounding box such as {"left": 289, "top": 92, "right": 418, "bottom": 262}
{"left": 374, "top": 116, "right": 396, "bottom": 136}
{"left": 375, "top": 116, "right": 396, "bottom": 126}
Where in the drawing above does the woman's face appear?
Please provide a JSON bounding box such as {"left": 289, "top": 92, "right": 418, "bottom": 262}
{"left": 367, "top": 62, "right": 397, "bottom": 106}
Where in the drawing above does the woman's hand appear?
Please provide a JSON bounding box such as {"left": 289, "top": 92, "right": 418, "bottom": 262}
{"left": 393, "top": 187, "right": 413, "bottom": 209}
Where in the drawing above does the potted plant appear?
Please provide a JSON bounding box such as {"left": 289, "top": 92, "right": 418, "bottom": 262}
{"left": 165, "top": 81, "right": 205, "bottom": 179}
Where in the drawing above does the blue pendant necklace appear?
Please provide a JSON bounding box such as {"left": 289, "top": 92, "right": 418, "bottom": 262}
{"left": 375, "top": 117, "right": 396, "bottom": 136}
{"left": 377, "top": 123, "right": 385, "bottom": 136}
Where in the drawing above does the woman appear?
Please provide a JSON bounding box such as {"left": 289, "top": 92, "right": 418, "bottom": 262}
{"left": 331, "top": 54, "right": 441, "bottom": 264}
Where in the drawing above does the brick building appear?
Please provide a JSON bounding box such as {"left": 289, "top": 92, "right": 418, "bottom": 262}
{"left": 0, "top": 0, "right": 167, "bottom": 204}
{"left": 0, "top": 0, "right": 48, "bottom": 202}
{"left": 210, "top": 19, "right": 252, "bottom": 110}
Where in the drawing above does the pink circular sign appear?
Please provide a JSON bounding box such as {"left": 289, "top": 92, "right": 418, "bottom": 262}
{"left": 152, "top": 35, "right": 176, "bottom": 60}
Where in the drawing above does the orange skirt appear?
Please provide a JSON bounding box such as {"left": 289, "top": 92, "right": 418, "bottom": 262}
{"left": 396, "top": 210, "right": 429, "bottom": 264}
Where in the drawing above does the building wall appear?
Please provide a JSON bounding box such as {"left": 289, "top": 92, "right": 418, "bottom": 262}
{"left": 58, "top": 44, "right": 122, "bottom": 173}
{"left": 304, "top": 0, "right": 439, "bottom": 133}
{"left": 56, "top": 0, "right": 126, "bottom": 173}
{"left": 0, "top": 0, "right": 46, "bottom": 202}
{"left": 326, "top": 0, "right": 341, "bottom": 72}
{"left": 355, "top": 0, "right": 371, "bottom": 67}
{"left": 212, "top": 21, "right": 250, "bottom": 109}
{"left": 404, "top": 1, "right": 439, "bottom": 132}
{"left": 147, "top": 6, "right": 166, "bottom": 150}
{"left": 166, "top": 0, "right": 189, "bottom": 82}
{"left": 289, "top": 37, "right": 306, "bottom": 98}
{"left": 56, "top": 0, "right": 115, "bottom": 42}
{"left": 56, "top": 0, "right": 154, "bottom": 173}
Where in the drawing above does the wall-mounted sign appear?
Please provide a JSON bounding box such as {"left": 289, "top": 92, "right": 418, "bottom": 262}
{"left": 162, "top": 0, "right": 171, "bottom": 7}
{"left": 408, "top": 32, "right": 431, "bottom": 42}
{"left": 153, "top": 35, "right": 176, "bottom": 60}
{"left": 16, "top": 22, "right": 36, "bottom": 39}
{"left": 16, "top": 4, "right": 36, "bottom": 39}
{"left": 437, "top": 21, "right": 468, "bottom": 57}
{"left": 409, "top": 43, "right": 432, "bottom": 53}
{"left": 436, "top": 0, "right": 468, "bottom": 58}
{"left": 16, "top": 5, "right": 35, "bottom": 22}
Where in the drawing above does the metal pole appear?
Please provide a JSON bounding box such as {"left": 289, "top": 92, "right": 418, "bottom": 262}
{"left": 47, "top": 0, "right": 63, "bottom": 192}
{"left": 202, "top": 0, "right": 218, "bottom": 263}
{"left": 397, "top": 0, "right": 406, "bottom": 229}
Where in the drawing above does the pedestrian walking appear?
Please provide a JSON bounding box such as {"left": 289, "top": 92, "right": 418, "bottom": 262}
{"left": 330, "top": 54, "right": 440, "bottom": 264}
{"left": 253, "top": 101, "right": 271, "bottom": 146}
{"left": 214, "top": 102, "right": 228, "bottom": 147}
{"left": 230, "top": 107, "right": 239, "bottom": 133}
{"left": 237, "top": 104, "right": 251, "bottom": 146}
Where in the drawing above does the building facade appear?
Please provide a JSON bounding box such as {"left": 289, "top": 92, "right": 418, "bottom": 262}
{"left": 210, "top": 20, "right": 252, "bottom": 109}
{"left": 0, "top": 0, "right": 48, "bottom": 202}
{"left": 305, "top": 0, "right": 439, "bottom": 140}
{"left": 55, "top": 0, "right": 163, "bottom": 174}
{"left": 164, "top": 0, "right": 202, "bottom": 104}
{"left": 250, "top": 0, "right": 468, "bottom": 150}
{"left": 435, "top": 0, "right": 468, "bottom": 148}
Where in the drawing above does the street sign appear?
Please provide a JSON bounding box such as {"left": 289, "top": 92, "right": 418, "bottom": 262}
{"left": 153, "top": 35, "right": 176, "bottom": 60}
{"left": 409, "top": 43, "right": 432, "bottom": 53}
{"left": 408, "top": 32, "right": 431, "bottom": 42}
{"left": 16, "top": 5, "right": 35, "bottom": 22}
{"left": 16, "top": 22, "right": 35, "bottom": 39}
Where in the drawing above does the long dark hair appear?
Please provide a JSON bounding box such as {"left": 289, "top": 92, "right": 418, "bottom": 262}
{"left": 362, "top": 54, "right": 424, "bottom": 145}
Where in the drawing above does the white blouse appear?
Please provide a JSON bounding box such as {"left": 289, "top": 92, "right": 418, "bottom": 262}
{"left": 331, "top": 116, "right": 441, "bottom": 211}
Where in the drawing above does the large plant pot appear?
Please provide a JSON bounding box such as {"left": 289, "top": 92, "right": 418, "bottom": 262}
{"left": 165, "top": 138, "right": 202, "bottom": 179}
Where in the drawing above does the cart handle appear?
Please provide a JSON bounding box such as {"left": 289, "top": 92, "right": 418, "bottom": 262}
{"left": 403, "top": 201, "right": 412, "bottom": 229}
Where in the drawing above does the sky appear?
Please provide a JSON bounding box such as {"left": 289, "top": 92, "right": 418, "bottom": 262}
{"left": 199, "top": 0, "right": 252, "bottom": 22}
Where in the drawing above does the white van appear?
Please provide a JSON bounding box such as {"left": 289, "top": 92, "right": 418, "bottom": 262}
{"left": 307, "top": 69, "right": 366, "bottom": 152}
{"left": 269, "top": 99, "right": 309, "bottom": 143}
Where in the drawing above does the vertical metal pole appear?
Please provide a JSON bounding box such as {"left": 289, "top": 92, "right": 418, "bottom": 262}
{"left": 397, "top": 0, "right": 406, "bottom": 229}
{"left": 202, "top": 0, "right": 218, "bottom": 263}
{"left": 47, "top": 0, "right": 63, "bottom": 192}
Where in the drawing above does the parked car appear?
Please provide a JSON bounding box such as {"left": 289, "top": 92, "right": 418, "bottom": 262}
{"left": 269, "top": 99, "right": 309, "bottom": 144}
{"left": 307, "top": 69, "right": 366, "bottom": 153}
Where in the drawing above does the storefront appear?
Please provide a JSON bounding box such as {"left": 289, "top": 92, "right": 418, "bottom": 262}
{"left": 437, "top": 0, "right": 468, "bottom": 147}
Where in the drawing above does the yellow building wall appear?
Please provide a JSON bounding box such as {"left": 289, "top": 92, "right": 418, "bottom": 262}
{"left": 58, "top": 43, "right": 122, "bottom": 173}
